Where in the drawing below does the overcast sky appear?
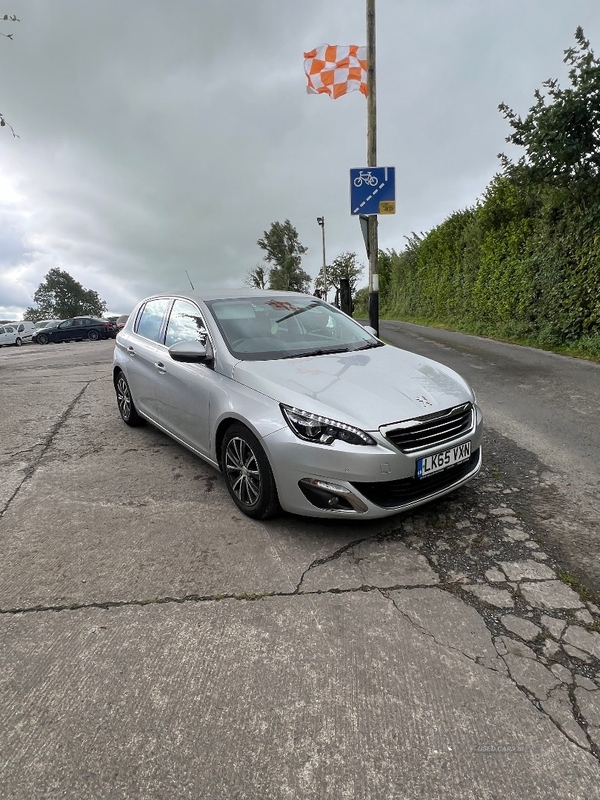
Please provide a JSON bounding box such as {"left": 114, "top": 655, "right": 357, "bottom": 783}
{"left": 1, "top": 0, "right": 599, "bottom": 317}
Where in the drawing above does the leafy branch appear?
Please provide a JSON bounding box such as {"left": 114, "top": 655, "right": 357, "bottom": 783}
{"left": 0, "top": 13, "right": 19, "bottom": 39}
{"left": 1, "top": 13, "right": 19, "bottom": 135}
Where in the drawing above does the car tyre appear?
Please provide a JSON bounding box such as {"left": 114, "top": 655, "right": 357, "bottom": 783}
{"left": 15, "top": 337, "right": 22, "bottom": 347}
{"left": 221, "top": 424, "right": 280, "bottom": 520}
{"left": 88, "top": 329, "right": 100, "bottom": 341}
{"left": 115, "top": 371, "right": 145, "bottom": 427}
{"left": 37, "top": 332, "right": 49, "bottom": 345}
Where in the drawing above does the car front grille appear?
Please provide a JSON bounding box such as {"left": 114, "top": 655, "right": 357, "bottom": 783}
{"left": 351, "top": 449, "right": 481, "bottom": 509}
{"left": 382, "top": 402, "right": 474, "bottom": 453}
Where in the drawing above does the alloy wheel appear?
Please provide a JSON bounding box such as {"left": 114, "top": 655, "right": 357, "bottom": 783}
{"left": 116, "top": 374, "right": 132, "bottom": 421}
{"left": 224, "top": 436, "right": 261, "bottom": 506}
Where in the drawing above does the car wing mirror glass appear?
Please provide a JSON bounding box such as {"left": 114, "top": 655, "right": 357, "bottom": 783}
{"left": 168, "top": 340, "right": 209, "bottom": 363}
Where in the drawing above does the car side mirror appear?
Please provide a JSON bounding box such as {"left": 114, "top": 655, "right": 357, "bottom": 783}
{"left": 168, "top": 340, "right": 210, "bottom": 363}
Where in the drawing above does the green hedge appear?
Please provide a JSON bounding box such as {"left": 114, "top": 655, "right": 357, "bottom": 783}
{"left": 376, "top": 174, "right": 600, "bottom": 356}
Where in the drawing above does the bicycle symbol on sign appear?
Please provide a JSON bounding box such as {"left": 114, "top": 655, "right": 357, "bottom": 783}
{"left": 353, "top": 170, "right": 379, "bottom": 188}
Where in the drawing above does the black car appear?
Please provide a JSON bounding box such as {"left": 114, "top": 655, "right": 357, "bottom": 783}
{"left": 34, "top": 317, "right": 117, "bottom": 344}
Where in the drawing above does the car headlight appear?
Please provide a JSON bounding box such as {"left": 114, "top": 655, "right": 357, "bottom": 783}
{"left": 280, "top": 404, "right": 376, "bottom": 446}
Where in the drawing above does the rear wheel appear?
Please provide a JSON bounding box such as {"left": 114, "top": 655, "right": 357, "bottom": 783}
{"left": 88, "top": 329, "right": 100, "bottom": 341}
{"left": 115, "top": 371, "right": 145, "bottom": 427}
{"left": 221, "top": 424, "right": 280, "bottom": 519}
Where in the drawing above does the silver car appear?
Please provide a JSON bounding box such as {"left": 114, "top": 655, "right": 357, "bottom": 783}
{"left": 113, "top": 290, "right": 482, "bottom": 520}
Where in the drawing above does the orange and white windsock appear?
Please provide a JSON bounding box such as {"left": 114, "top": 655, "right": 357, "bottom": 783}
{"left": 303, "top": 44, "right": 368, "bottom": 99}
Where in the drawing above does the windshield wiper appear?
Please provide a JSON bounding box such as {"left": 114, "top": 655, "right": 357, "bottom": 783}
{"left": 275, "top": 302, "right": 319, "bottom": 324}
{"left": 281, "top": 346, "right": 350, "bottom": 359}
{"left": 355, "top": 341, "right": 385, "bottom": 350}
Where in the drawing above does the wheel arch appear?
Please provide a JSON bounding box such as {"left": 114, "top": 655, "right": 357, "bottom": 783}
{"left": 214, "top": 415, "right": 277, "bottom": 475}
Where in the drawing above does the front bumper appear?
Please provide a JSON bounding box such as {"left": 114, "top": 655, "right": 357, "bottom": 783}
{"left": 262, "top": 406, "right": 483, "bottom": 519}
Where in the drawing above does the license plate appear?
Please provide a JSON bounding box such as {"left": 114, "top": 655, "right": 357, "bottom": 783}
{"left": 416, "top": 441, "right": 471, "bottom": 479}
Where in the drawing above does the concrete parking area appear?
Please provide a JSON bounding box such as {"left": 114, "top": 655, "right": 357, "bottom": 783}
{"left": 1, "top": 340, "right": 600, "bottom": 799}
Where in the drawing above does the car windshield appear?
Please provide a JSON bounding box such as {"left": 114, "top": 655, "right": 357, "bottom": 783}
{"left": 37, "top": 320, "right": 61, "bottom": 329}
{"left": 206, "top": 296, "right": 382, "bottom": 361}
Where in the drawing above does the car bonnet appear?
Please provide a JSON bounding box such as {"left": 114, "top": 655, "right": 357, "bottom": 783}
{"left": 231, "top": 345, "right": 473, "bottom": 430}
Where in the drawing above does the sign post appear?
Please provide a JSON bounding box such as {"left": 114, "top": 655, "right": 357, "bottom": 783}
{"left": 366, "top": 0, "right": 378, "bottom": 335}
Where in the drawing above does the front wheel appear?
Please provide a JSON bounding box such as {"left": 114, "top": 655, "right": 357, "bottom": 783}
{"left": 37, "top": 332, "right": 49, "bottom": 345}
{"left": 221, "top": 424, "right": 280, "bottom": 519}
{"left": 115, "top": 371, "right": 145, "bottom": 427}
{"left": 88, "top": 329, "right": 100, "bottom": 341}
{"left": 15, "top": 338, "right": 22, "bottom": 347}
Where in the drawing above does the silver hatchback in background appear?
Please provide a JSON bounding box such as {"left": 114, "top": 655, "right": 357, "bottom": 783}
{"left": 113, "top": 290, "right": 483, "bottom": 520}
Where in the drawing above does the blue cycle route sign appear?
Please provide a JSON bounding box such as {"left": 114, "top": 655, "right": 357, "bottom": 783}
{"left": 350, "top": 166, "right": 395, "bottom": 216}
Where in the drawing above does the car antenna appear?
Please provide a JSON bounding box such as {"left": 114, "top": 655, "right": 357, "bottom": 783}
{"left": 185, "top": 270, "right": 195, "bottom": 291}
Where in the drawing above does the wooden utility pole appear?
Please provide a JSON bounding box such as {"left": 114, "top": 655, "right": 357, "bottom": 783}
{"left": 366, "top": 0, "right": 378, "bottom": 335}
{"left": 316, "top": 216, "right": 327, "bottom": 302}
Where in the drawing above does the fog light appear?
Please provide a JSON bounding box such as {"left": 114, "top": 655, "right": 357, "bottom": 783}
{"left": 298, "top": 478, "right": 368, "bottom": 513}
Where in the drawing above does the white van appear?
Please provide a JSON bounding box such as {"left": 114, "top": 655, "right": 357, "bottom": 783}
{"left": 9, "top": 321, "right": 36, "bottom": 342}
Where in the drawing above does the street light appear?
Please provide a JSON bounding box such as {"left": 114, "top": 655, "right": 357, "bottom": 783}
{"left": 316, "top": 216, "right": 327, "bottom": 302}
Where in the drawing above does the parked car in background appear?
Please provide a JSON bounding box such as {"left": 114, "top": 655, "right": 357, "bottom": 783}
{"left": 31, "top": 320, "right": 63, "bottom": 343}
{"left": 34, "top": 316, "right": 117, "bottom": 344}
{"left": 116, "top": 314, "right": 129, "bottom": 331}
{"left": 8, "top": 321, "right": 36, "bottom": 342}
{"left": 0, "top": 325, "right": 22, "bottom": 347}
{"left": 113, "top": 290, "right": 483, "bottom": 521}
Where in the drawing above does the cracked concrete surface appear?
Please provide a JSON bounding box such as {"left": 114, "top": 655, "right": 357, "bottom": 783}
{"left": 2, "top": 342, "right": 600, "bottom": 799}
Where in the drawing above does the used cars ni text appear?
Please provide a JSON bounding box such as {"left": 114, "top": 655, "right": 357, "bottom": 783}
{"left": 34, "top": 317, "right": 116, "bottom": 344}
{"left": 113, "top": 290, "right": 483, "bottom": 520}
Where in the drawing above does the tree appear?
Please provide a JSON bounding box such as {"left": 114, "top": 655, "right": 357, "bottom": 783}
{"left": 24, "top": 268, "right": 107, "bottom": 321}
{"left": 1, "top": 14, "right": 19, "bottom": 137}
{"left": 244, "top": 264, "right": 268, "bottom": 289}
{"left": 315, "top": 252, "right": 364, "bottom": 305}
{"left": 257, "top": 219, "right": 311, "bottom": 293}
{"left": 498, "top": 27, "right": 600, "bottom": 186}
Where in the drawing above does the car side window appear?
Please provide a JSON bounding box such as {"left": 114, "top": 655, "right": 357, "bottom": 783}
{"left": 0, "top": 327, "right": 4, "bottom": 334}
{"left": 135, "top": 298, "right": 171, "bottom": 343}
{"left": 164, "top": 299, "right": 208, "bottom": 348}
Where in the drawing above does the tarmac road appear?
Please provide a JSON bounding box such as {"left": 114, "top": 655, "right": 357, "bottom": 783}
{"left": 1, "top": 337, "right": 600, "bottom": 800}
{"left": 379, "top": 320, "right": 600, "bottom": 593}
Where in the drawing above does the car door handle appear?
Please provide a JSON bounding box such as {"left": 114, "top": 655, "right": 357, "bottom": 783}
{"left": 155, "top": 361, "right": 166, "bottom": 374}
{"left": 127, "top": 346, "right": 135, "bottom": 356}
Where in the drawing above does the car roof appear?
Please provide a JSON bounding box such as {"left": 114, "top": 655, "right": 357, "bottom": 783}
{"left": 140, "top": 288, "right": 313, "bottom": 304}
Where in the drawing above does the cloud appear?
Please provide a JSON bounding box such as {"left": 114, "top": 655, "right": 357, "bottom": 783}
{"left": 1, "top": 0, "right": 599, "bottom": 318}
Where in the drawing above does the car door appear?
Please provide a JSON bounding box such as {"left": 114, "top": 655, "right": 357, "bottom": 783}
{"left": 124, "top": 298, "right": 171, "bottom": 418}
{"left": 4, "top": 326, "right": 17, "bottom": 345}
{"left": 53, "top": 320, "right": 74, "bottom": 342}
{"left": 153, "top": 298, "right": 214, "bottom": 458}
{"left": 71, "top": 319, "right": 86, "bottom": 340}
